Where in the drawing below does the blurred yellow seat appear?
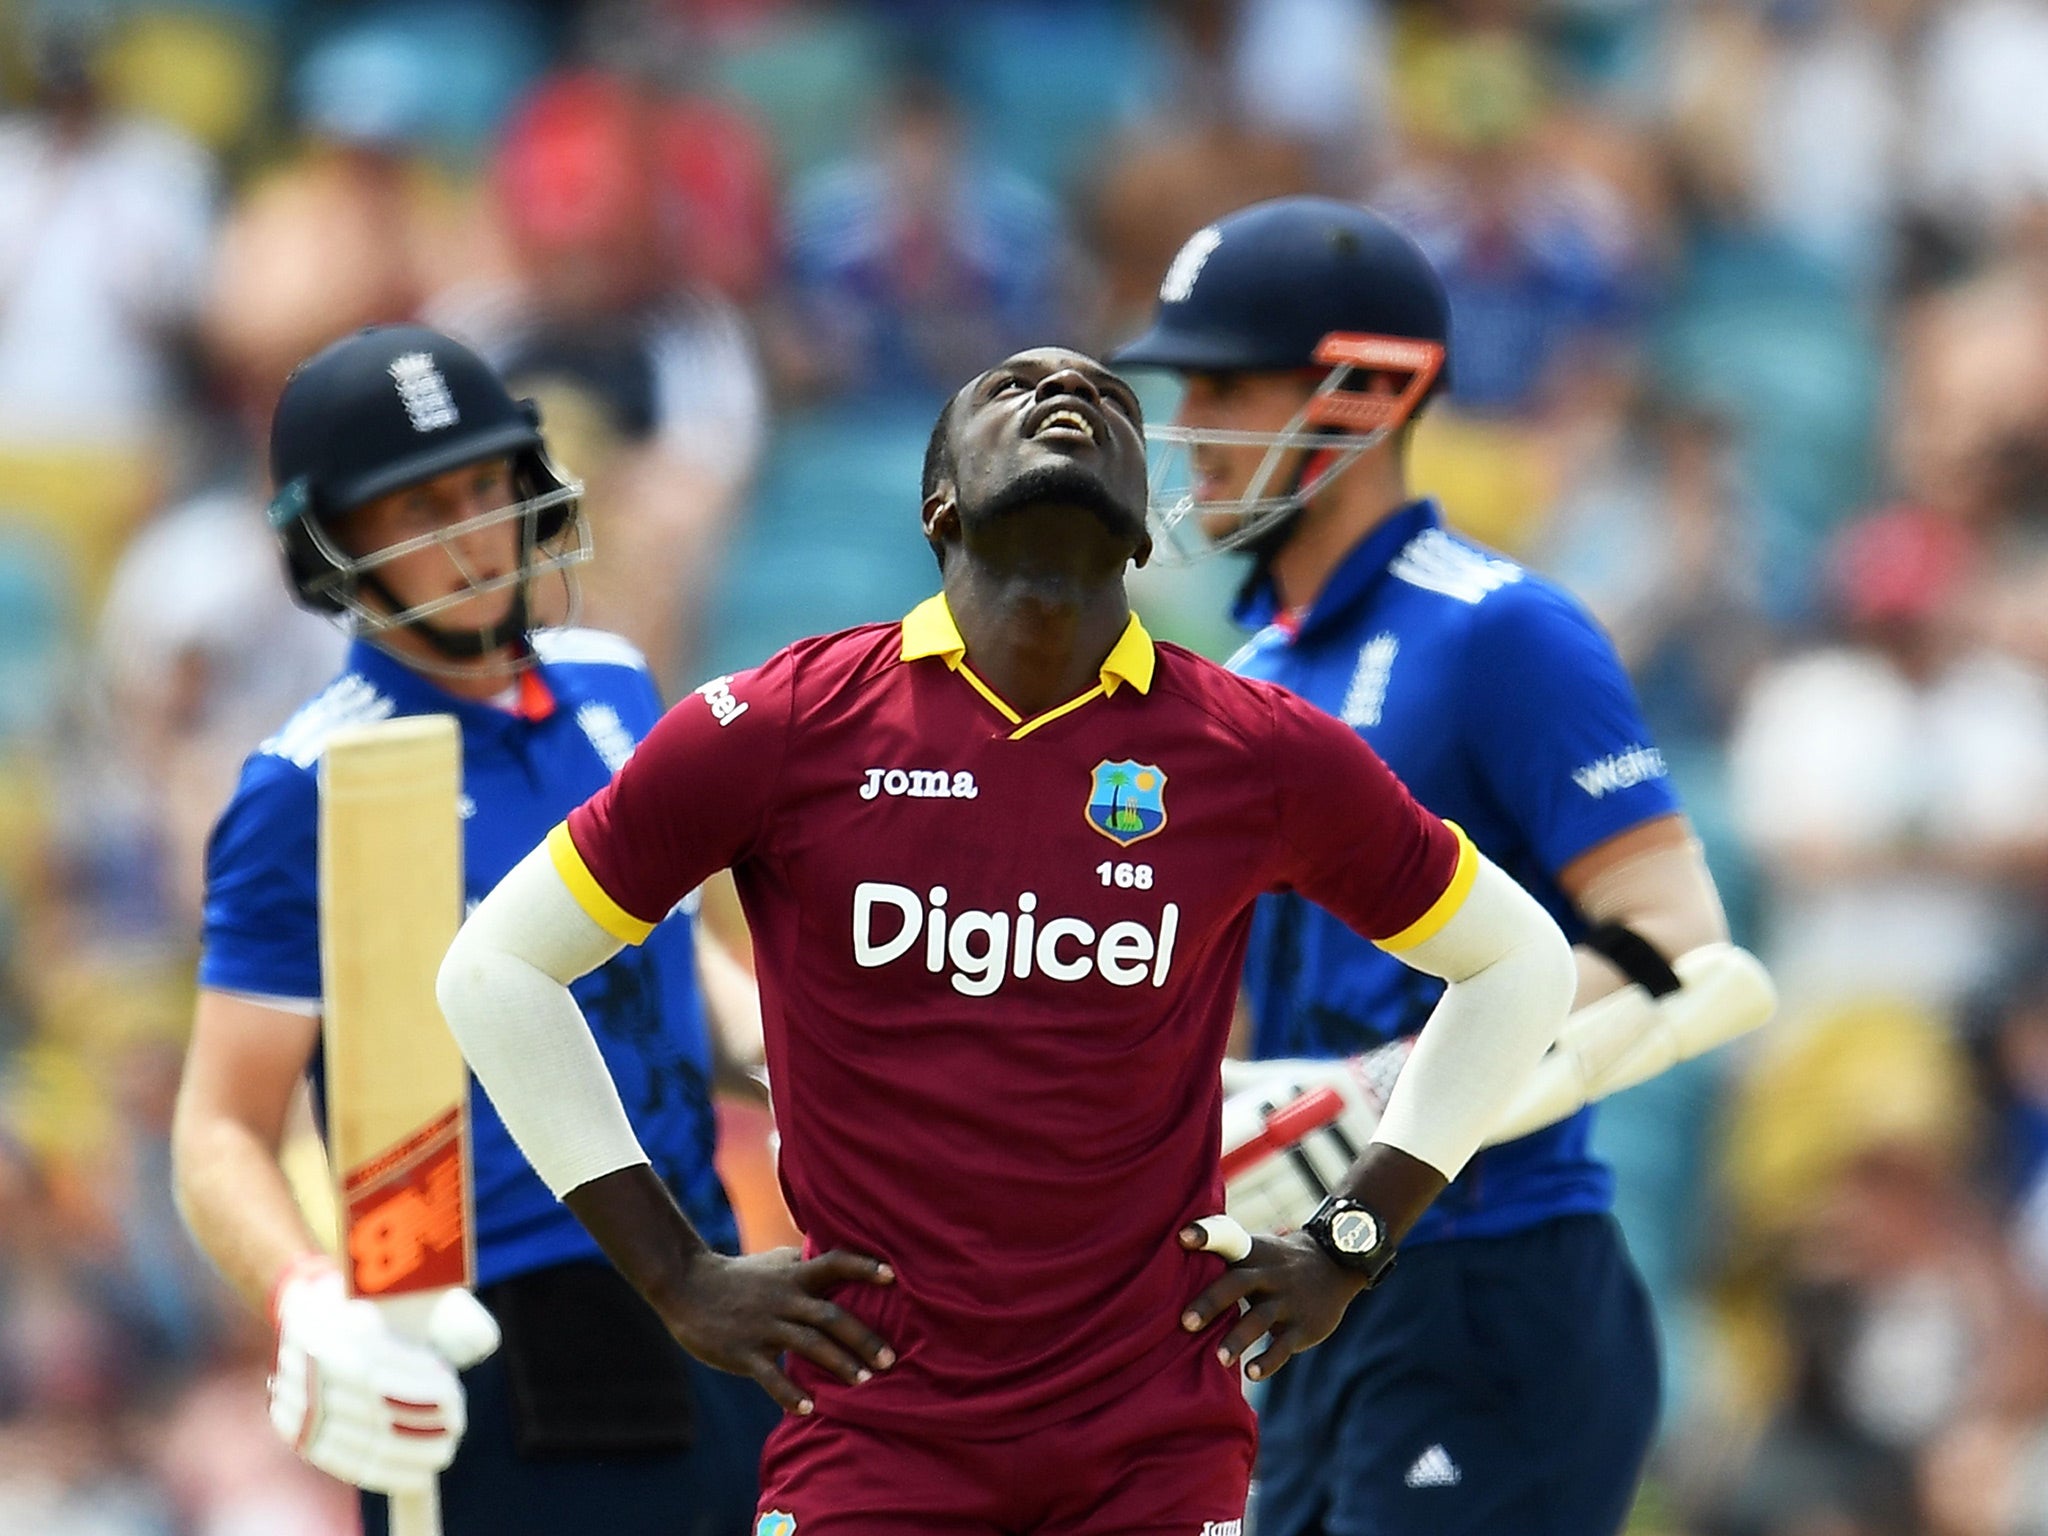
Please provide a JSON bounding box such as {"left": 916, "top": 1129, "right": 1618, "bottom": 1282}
{"left": 1407, "top": 408, "right": 1562, "bottom": 557}
{"left": 0, "top": 444, "right": 161, "bottom": 614}
{"left": 1722, "top": 996, "right": 1974, "bottom": 1244}
{"left": 102, "top": 9, "right": 272, "bottom": 156}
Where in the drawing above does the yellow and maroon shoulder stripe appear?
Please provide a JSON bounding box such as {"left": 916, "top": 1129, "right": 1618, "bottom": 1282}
{"left": 546, "top": 822, "right": 657, "bottom": 945}
{"left": 1376, "top": 821, "right": 1479, "bottom": 953}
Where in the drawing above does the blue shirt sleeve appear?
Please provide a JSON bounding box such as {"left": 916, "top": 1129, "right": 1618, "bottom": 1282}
{"left": 197, "top": 753, "right": 322, "bottom": 1002}
{"left": 1458, "top": 578, "right": 1680, "bottom": 876}
{"left": 620, "top": 659, "right": 666, "bottom": 737}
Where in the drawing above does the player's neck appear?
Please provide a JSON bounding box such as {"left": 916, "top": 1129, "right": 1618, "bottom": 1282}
{"left": 372, "top": 625, "right": 527, "bottom": 702}
{"left": 942, "top": 563, "right": 1132, "bottom": 718}
{"left": 1267, "top": 458, "right": 1412, "bottom": 615}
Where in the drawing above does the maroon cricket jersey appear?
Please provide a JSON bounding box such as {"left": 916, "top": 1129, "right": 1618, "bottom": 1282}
{"left": 551, "top": 596, "right": 1473, "bottom": 1434}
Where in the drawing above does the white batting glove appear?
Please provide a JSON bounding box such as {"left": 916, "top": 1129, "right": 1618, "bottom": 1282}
{"left": 1218, "top": 944, "right": 1777, "bottom": 1236}
{"left": 267, "top": 1256, "right": 502, "bottom": 1495}
{"left": 1220, "top": 1040, "right": 1411, "bottom": 1235}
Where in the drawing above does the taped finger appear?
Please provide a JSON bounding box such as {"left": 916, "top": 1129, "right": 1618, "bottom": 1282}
{"left": 1187, "top": 1214, "right": 1253, "bottom": 1263}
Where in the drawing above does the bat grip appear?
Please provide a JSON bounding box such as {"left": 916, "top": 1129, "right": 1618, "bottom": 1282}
{"left": 375, "top": 1290, "right": 449, "bottom": 1536}
{"left": 391, "top": 1482, "right": 441, "bottom": 1536}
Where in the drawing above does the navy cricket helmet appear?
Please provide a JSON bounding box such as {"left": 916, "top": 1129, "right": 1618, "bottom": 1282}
{"left": 1112, "top": 197, "right": 1451, "bottom": 559}
{"left": 267, "top": 323, "right": 587, "bottom": 654}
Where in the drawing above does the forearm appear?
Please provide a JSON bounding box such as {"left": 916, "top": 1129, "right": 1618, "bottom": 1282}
{"left": 436, "top": 844, "right": 648, "bottom": 1198}
{"left": 696, "top": 922, "right": 770, "bottom": 1105}
{"left": 1366, "top": 856, "right": 1576, "bottom": 1232}
{"left": 441, "top": 856, "right": 898, "bottom": 1404}
{"left": 172, "top": 991, "right": 331, "bottom": 1315}
{"left": 1337, "top": 1145, "right": 1448, "bottom": 1245}
{"left": 1568, "top": 821, "right": 1730, "bottom": 1007}
{"left": 172, "top": 1109, "right": 329, "bottom": 1315}
{"left": 563, "top": 1165, "right": 718, "bottom": 1312}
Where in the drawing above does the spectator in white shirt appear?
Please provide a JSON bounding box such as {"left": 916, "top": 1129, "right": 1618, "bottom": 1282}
{"left": 1731, "top": 506, "right": 2048, "bottom": 1014}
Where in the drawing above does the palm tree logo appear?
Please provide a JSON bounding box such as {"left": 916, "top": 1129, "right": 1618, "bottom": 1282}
{"left": 1102, "top": 764, "right": 1143, "bottom": 833}
{"left": 1087, "top": 759, "right": 1168, "bottom": 846}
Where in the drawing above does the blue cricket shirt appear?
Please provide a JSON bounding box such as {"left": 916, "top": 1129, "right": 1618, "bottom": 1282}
{"left": 199, "top": 629, "right": 738, "bottom": 1285}
{"left": 1232, "top": 500, "right": 1680, "bottom": 1244}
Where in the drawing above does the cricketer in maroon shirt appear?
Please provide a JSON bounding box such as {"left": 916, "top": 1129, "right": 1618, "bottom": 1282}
{"left": 549, "top": 592, "right": 1475, "bottom": 1437}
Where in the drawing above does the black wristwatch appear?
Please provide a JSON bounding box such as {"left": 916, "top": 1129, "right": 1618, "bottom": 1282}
{"left": 1302, "top": 1195, "right": 1397, "bottom": 1286}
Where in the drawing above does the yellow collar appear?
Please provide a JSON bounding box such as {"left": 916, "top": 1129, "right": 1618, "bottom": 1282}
{"left": 899, "top": 594, "right": 1155, "bottom": 696}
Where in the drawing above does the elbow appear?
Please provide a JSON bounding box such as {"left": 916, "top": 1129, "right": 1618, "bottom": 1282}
{"left": 435, "top": 925, "right": 493, "bottom": 1046}
{"left": 167, "top": 1123, "right": 200, "bottom": 1234}
{"left": 1448, "top": 914, "right": 1575, "bottom": 1056}
{"left": 1484, "top": 866, "right": 1576, "bottom": 1048}
{"left": 166, "top": 1088, "right": 245, "bottom": 1252}
{"left": 167, "top": 1068, "right": 223, "bottom": 1230}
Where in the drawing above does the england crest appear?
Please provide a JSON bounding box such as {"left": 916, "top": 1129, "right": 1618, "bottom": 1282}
{"left": 1086, "top": 759, "right": 1168, "bottom": 846}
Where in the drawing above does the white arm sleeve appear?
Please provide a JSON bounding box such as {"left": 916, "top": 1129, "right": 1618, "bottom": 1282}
{"left": 435, "top": 844, "right": 649, "bottom": 1198}
{"left": 1371, "top": 854, "right": 1576, "bottom": 1181}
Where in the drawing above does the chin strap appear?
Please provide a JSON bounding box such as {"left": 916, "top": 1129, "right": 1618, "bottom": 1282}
{"left": 1233, "top": 437, "right": 1344, "bottom": 608}
{"left": 357, "top": 553, "right": 536, "bottom": 662}
{"left": 415, "top": 593, "right": 532, "bottom": 660}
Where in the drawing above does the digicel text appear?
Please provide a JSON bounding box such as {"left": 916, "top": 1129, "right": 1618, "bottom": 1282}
{"left": 852, "top": 882, "right": 1179, "bottom": 996}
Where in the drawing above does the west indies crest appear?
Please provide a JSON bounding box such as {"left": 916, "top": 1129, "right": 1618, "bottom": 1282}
{"left": 1086, "top": 759, "right": 1168, "bottom": 847}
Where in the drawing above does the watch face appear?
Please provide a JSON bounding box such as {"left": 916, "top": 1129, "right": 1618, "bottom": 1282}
{"left": 1328, "top": 1207, "right": 1380, "bottom": 1256}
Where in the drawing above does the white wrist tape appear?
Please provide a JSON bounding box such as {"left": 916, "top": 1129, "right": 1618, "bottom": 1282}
{"left": 436, "top": 844, "right": 650, "bottom": 1197}
{"left": 1372, "top": 854, "right": 1576, "bottom": 1180}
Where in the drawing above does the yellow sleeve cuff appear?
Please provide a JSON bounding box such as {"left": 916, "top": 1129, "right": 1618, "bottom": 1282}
{"left": 546, "top": 822, "right": 657, "bottom": 945}
{"left": 1377, "top": 821, "right": 1479, "bottom": 953}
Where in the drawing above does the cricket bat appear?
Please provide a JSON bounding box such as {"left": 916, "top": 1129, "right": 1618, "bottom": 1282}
{"left": 319, "top": 715, "right": 473, "bottom": 1536}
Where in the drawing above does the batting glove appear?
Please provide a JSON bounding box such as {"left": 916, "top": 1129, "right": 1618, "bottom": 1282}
{"left": 267, "top": 1256, "right": 502, "bottom": 1494}
{"left": 1221, "top": 1040, "right": 1411, "bottom": 1235}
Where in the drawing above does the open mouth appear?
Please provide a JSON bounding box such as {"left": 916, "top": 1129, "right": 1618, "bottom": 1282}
{"left": 1026, "top": 402, "right": 1100, "bottom": 445}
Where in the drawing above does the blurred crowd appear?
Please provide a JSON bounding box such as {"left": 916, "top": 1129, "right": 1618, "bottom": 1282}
{"left": 4, "top": 0, "right": 2048, "bottom": 1531}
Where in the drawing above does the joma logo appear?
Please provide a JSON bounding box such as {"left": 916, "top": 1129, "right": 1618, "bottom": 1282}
{"left": 860, "top": 767, "right": 978, "bottom": 800}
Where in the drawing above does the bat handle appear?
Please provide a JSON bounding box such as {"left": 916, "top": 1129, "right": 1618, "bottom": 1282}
{"left": 375, "top": 1291, "right": 450, "bottom": 1536}
{"left": 391, "top": 1481, "right": 441, "bottom": 1536}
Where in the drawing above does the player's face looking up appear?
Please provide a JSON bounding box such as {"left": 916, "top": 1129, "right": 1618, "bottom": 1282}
{"left": 926, "top": 348, "right": 1151, "bottom": 572}
{"left": 339, "top": 455, "right": 524, "bottom": 637}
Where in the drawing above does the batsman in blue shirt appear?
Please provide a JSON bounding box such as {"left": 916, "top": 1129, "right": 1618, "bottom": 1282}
{"left": 170, "top": 324, "right": 777, "bottom": 1535}
{"left": 1118, "top": 200, "right": 1764, "bottom": 1535}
